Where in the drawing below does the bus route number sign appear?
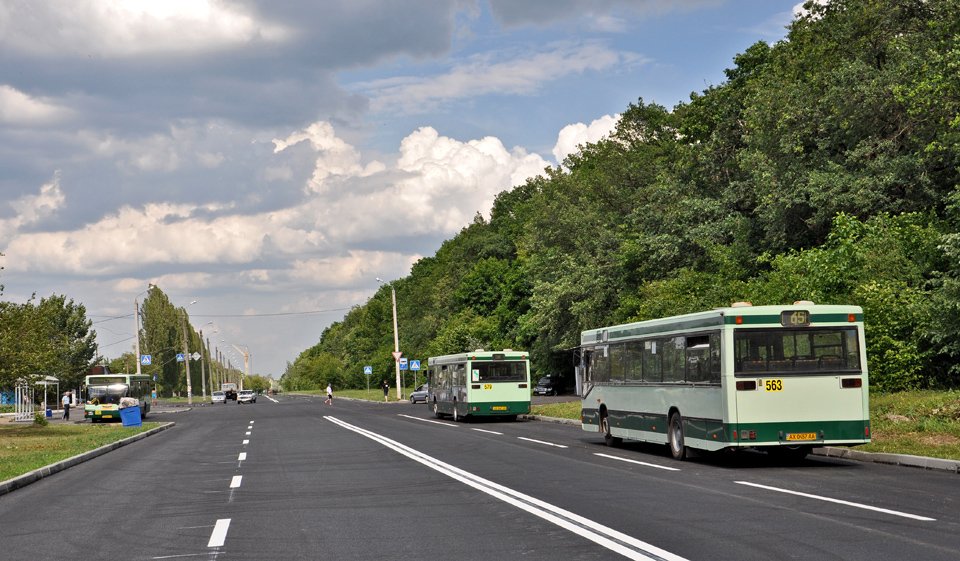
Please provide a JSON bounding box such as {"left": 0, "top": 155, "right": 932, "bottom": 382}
{"left": 781, "top": 310, "right": 810, "bottom": 327}
{"left": 764, "top": 379, "right": 783, "bottom": 392}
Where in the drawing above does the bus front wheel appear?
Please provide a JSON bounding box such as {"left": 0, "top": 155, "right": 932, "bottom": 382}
{"left": 433, "top": 401, "right": 442, "bottom": 419}
{"left": 668, "top": 412, "right": 687, "bottom": 461}
{"left": 452, "top": 404, "right": 459, "bottom": 422}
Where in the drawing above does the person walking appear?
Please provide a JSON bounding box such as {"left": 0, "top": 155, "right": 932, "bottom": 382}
{"left": 61, "top": 392, "right": 71, "bottom": 421}
{"left": 382, "top": 380, "right": 389, "bottom": 402}
{"left": 324, "top": 383, "right": 333, "bottom": 405}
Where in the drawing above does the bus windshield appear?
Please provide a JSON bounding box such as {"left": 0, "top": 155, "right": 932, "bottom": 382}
{"left": 473, "top": 361, "right": 527, "bottom": 382}
{"left": 87, "top": 384, "right": 129, "bottom": 404}
{"left": 734, "top": 327, "right": 860, "bottom": 375}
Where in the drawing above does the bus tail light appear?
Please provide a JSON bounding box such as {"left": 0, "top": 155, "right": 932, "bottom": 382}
{"left": 841, "top": 378, "right": 862, "bottom": 389}
{"left": 865, "top": 426, "right": 870, "bottom": 437}
{"left": 736, "top": 380, "right": 757, "bottom": 391}
{"left": 848, "top": 314, "right": 856, "bottom": 322}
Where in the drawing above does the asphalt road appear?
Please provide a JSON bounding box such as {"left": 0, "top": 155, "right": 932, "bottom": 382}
{"left": 1, "top": 395, "right": 958, "bottom": 560}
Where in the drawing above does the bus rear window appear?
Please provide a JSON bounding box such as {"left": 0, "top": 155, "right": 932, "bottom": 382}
{"left": 734, "top": 327, "right": 860, "bottom": 375}
{"left": 472, "top": 361, "right": 527, "bottom": 382}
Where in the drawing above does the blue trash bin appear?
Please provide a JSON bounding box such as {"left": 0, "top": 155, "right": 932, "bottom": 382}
{"left": 46, "top": 408, "right": 52, "bottom": 418}
{"left": 120, "top": 406, "right": 142, "bottom": 427}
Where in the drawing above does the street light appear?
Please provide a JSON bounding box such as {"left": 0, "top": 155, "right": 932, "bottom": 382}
{"left": 177, "top": 300, "right": 198, "bottom": 404}
{"left": 198, "top": 322, "right": 214, "bottom": 399}
{"left": 221, "top": 340, "right": 251, "bottom": 390}
{"left": 377, "top": 277, "right": 402, "bottom": 400}
{"left": 134, "top": 283, "right": 156, "bottom": 377}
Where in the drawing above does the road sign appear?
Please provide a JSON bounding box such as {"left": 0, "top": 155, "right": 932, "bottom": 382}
{"left": 140, "top": 355, "right": 152, "bottom": 366}
{"left": 410, "top": 360, "right": 421, "bottom": 371}
{"left": 399, "top": 358, "right": 408, "bottom": 371}
{"left": 392, "top": 351, "right": 403, "bottom": 361}
{"left": 176, "top": 353, "right": 185, "bottom": 362}
{"left": 191, "top": 352, "right": 201, "bottom": 361}
{"left": 363, "top": 365, "right": 373, "bottom": 375}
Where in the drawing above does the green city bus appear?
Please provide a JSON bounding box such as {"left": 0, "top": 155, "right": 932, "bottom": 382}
{"left": 580, "top": 302, "right": 870, "bottom": 460}
{"left": 428, "top": 350, "right": 531, "bottom": 421}
{"left": 84, "top": 374, "right": 153, "bottom": 422}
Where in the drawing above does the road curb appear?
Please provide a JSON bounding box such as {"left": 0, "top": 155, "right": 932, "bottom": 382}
{"left": 813, "top": 446, "right": 960, "bottom": 473}
{"left": 0, "top": 422, "right": 176, "bottom": 497}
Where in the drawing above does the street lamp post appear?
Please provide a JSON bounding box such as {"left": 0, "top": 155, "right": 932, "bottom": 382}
{"left": 133, "top": 283, "right": 156, "bottom": 377}
{"left": 377, "top": 277, "right": 402, "bottom": 400}
{"left": 222, "top": 341, "right": 251, "bottom": 390}
{"left": 198, "top": 322, "right": 214, "bottom": 399}
{"left": 178, "top": 300, "right": 198, "bottom": 405}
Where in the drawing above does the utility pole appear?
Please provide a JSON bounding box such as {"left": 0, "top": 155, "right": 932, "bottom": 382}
{"left": 181, "top": 313, "right": 193, "bottom": 405}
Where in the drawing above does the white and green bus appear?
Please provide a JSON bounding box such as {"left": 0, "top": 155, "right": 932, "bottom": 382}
{"left": 428, "top": 350, "right": 531, "bottom": 421}
{"left": 580, "top": 302, "right": 870, "bottom": 460}
{"left": 84, "top": 373, "right": 153, "bottom": 422}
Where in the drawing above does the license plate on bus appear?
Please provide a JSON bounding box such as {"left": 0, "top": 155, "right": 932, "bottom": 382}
{"left": 786, "top": 432, "right": 816, "bottom": 441}
{"left": 491, "top": 406, "right": 507, "bottom": 411}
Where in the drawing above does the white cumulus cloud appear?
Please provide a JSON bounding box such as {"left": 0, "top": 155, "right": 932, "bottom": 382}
{"left": 552, "top": 113, "right": 620, "bottom": 163}
{"left": 0, "top": 85, "right": 73, "bottom": 125}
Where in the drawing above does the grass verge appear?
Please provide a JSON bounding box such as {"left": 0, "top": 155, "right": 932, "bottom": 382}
{"left": 0, "top": 422, "right": 158, "bottom": 482}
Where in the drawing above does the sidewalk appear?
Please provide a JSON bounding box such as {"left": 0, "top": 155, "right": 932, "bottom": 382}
{"left": 0, "top": 402, "right": 187, "bottom": 425}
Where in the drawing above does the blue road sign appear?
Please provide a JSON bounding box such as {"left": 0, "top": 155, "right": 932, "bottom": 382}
{"left": 141, "top": 354, "right": 152, "bottom": 366}
{"left": 176, "top": 353, "right": 185, "bottom": 362}
{"left": 363, "top": 365, "right": 373, "bottom": 375}
{"left": 399, "top": 358, "right": 408, "bottom": 370}
{"left": 410, "top": 360, "right": 421, "bottom": 371}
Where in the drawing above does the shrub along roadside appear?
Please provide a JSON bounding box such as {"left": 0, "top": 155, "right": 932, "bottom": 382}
{"left": 0, "top": 422, "right": 156, "bottom": 482}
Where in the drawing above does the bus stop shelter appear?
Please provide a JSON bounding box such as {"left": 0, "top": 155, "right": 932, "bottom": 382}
{"left": 35, "top": 375, "right": 60, "bottom": 412}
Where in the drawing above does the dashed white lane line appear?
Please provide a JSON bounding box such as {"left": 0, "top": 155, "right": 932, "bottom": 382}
{"left": 397, "top": 414, "right": 457, "bottom": 427}
{"left": 230, "top": 475, "right": 242, "bottom": 489}
{"left": 595, "top": 453, "right": 680, "bottom": 472}
{"left": 734, "top": 481, "right": 936, "bottom": 521}
{"left": 245, "top": 431, "right": 251, "bottom": 436}
{"left": 471, "top": 428, "right": 504, "bottom": 435}
{"left": 242, "top": 439, "right": 249, "bottom": 445}
{"left": 238, "top": 452, "right": 247, "bottom": 462}
{"left": 207, "top": 518, "right": 231, "bottom": 547}
{"left": 518, "top": 436, "right": 568, "bottom": 449}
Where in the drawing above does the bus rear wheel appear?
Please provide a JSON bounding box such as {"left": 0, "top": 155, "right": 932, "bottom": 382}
{"left": 668, "top": 412, "right": 687, "bottom": 461}
{"left": 600, "top": 410, "right": 620, "bottom": 447}
{"left": 452, "top": 404, "right": 459, "bottom": 422}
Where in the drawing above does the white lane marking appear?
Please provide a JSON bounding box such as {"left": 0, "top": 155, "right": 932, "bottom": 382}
{"left": 265, "top": 394, "right": 279, "bottom": 402}
{"left": 471, "top": 428, "right": 503, "bottom": 435}
{"left": 245, "top": 431, "right": 251, "bottom": 435}
{"left": 207, "top": 518, "right": 231, "bottom": 547}
{"left": 397, "top": 413, "right": 457, "bottom": 427}
{"left": 326, "top": 416, "right": 687, "bottom": 561}
{"left": 735, "top": 481, "right": 936, "bottom": 521}
{"left": 151, "top": 554, "right": 210, "bottom": 559}
{"left": 595, "top": 453, "right": 680, "bottom": 472}
{"left": 229, "top": 475, "right": 242, "bottom": 489}
{"left": 242, "top": 439, "right": 249, "bottom": 445}
{"left": 238, "top": 452, "right": 247, "bottom": 461}
{"left": 518, "top": 436, "right": 568, "bottom": 449}
{"left": 250, "top": 420, "right": 255, "bottom": 423}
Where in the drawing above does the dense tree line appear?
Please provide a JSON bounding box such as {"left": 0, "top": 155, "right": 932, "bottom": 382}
{"left": 283, "top": 0, "right": 960, "bottom": 393}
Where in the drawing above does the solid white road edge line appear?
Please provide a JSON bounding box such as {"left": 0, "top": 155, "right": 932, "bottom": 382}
{"left": 595, "top": 453, "right": 681, "bottom": 472}
{"left": 325, "top": 416, "right": 688, "bottom": 561}
{"left": 734, "top": 481, "right": 936, "bottom": 521}
{"left": 207, "top": 518, "right": 231, "bottom": 547}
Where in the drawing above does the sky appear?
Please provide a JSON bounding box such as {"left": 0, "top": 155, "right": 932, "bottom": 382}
{"left": 0, "top": 0, "right": 804, "bottom": 379}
